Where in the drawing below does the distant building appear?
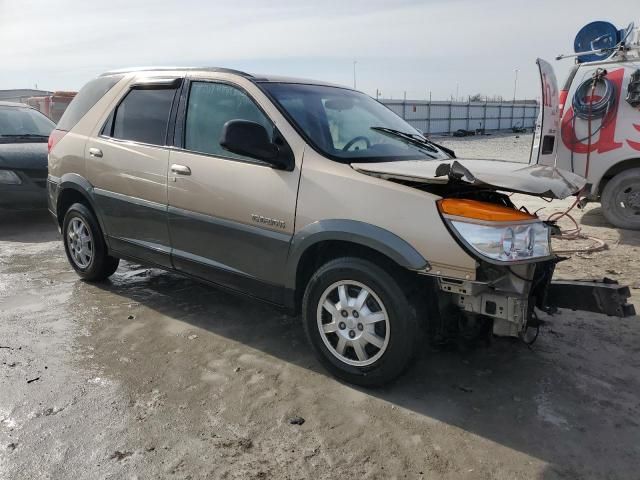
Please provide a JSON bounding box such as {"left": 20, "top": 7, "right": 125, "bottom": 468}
{"left": 0, "top": 89, "right": 54, "bottom": 104}
{"left": 0, "top": 89, "right": 76, "bottom": 123}
{"left": 26, "top": 92, "right": 76, "bottom": 122}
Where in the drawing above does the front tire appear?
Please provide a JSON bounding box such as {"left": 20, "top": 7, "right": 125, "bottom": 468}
{"left": 302, "top": 257, "right": 421, "bottom": 387}
{"left": 601, "top": 168, "right": 640, "bottom": 230}
{"left": 62, "top": 202, "right": 119, "bottom": 281}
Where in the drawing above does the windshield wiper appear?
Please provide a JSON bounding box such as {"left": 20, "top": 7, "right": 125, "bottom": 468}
{"left": 370, "top": 127, "right": 456, "bottom": 158}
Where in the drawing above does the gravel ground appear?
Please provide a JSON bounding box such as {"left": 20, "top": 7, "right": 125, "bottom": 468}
{"left": 1, "top": 133, "right": 639, "bottom": 479}
{"left": 437, "top": 131, "right": 533, "bottom": 163}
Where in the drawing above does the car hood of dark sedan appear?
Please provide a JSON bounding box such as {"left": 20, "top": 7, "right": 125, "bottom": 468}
{"left": 0, "top": 142, "right": 48, "bottom": 170}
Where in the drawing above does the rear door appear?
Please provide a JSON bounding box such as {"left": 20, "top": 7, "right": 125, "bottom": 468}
{"left": 167, "top": 78, "right": 301, "bottom": 303}
{"left": 86, "top": 77, "right": 181, "bottom": 267}
{"left": 530, "top": 58, "right": 560, "bottom": 166}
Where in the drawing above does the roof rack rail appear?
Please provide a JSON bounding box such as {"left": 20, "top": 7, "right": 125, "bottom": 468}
{"left": 99, "top": 66, "right": 253, "bottom": 77}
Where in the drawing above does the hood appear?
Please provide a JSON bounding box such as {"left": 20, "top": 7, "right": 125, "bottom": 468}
{"left": 351, "top": 158, "right": 586, "bottom": 199}
{"left": 351, "top": 58, "right": 577, "bottom": 199}
{"left": 0, "top": 142, "right": 48, "bottom": 170}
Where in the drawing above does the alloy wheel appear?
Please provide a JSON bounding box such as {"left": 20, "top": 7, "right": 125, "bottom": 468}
{"left": 67, "top": 217, "right": 94, "bottom": 269}
{"left": 316, "top": 280, "right": 390, "bottom": 367}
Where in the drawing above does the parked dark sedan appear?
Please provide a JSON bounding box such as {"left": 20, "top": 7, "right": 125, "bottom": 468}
{"left": 0, "top": 101, "right": 55, "bottom": 209}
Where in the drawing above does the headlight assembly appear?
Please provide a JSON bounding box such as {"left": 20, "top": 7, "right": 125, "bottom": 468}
{"left": 438, "top": 198, "right": 552, "bottom": 263}
{"left": 0, "top": 170, "right": 22, "bottom": 185}
{"left": 449, "top": 220, "right": 550, "bottom": 262}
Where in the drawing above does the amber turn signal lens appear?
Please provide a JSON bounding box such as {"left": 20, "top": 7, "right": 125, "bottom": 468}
{"left": 437, "top": 198, "right": 536, "bottom": 222}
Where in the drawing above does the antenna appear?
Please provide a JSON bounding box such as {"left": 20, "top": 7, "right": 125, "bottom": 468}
{"left": 620, "top": 21, "right": 636, "bottom": 45}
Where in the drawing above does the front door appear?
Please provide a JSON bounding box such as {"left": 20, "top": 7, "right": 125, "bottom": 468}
{"left": 86, "top": 79, "right": 181, "bottom": 267}
{"left": 167, "top": 80, "right": 301, "bottom": 303}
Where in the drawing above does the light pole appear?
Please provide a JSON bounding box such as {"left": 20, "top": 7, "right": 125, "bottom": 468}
{"left": 512, "top": 68, "right": 519, "bottom": 128}
{"left": 455, "top": 83, "right": 459, "bottom": 102}
{"left": 353, "top": 60, "right": 357, "bottom": 89}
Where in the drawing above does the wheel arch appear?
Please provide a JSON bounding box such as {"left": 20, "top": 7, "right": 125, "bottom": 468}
{"left": 55, "top": 174, "right": 107, "bottom": 240}
{"left": 597, "top": 157, "right": 640, "bottom": 196}
{"left": 285, "top": 220, "right": 430, "bottom": 312}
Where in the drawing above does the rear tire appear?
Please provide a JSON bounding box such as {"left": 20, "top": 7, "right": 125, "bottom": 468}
{"left": 601, "top": 168, "right": 640, "bottom": 230}
{"left": 302, "top": 257, "right": 421, "bottom": 387}
{"left": 62, "top": 202, "right": 119, "bottom": 281}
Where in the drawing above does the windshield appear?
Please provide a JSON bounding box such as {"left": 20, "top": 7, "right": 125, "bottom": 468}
{"left": 260, "top": 83, "right": 450, "bottom": 163}
{"left": 0, "top": 106, "right": 55, "bottom": 140}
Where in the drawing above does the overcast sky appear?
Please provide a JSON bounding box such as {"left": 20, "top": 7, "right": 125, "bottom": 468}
{"left": 0, "top": 0, "right": 634, "bottom": 100}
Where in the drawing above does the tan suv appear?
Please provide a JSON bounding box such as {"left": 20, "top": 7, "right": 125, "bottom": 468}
{"left": 48, "top": 66, "right": 588, "bottom": 386}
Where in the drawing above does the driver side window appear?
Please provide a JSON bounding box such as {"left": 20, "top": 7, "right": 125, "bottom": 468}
{"left": 184, "top": 82, "right": 273, "bottom": 161}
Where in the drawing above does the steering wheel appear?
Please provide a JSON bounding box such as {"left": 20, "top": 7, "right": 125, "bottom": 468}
{"left": 342, "top": 136, "right": 371, "bottom": 152}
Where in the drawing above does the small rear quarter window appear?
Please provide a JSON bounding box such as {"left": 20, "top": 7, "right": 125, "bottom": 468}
{"left": 56, "top": 75, "right": 123, "bottom": 131}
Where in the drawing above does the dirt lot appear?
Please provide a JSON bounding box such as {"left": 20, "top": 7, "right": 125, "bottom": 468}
{"left": 1, "top": 134, "right": 639, "bottom": 479}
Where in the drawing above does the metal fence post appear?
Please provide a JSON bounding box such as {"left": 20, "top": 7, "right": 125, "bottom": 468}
{"left": 448, "top": 101, "right": 452, "bottom": 134}
{"left": 482, "top": 99, "right": 487, "bottom": 133}
{"left": 466, "top": 97, "right": 470, "bottom": 131}
{"left": 427, "top": 91, "right": 432, "bottom": 135}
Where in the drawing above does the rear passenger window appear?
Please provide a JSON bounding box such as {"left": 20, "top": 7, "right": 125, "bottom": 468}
{"left": 184, "top": 82, "right": 273, "bottom": 160}
{"left": 110, "top": 88, "right": 176, "bottom": 146}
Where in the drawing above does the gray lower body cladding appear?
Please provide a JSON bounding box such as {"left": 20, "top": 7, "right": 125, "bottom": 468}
{"left": 49, "top": 178, "right": 292, "bottom": 306}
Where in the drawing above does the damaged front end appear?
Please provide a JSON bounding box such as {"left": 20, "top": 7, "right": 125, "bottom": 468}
{"left": 428, "top": 194, "right": 560, "bottom": 342}
{"left": 433, "top": 258, "right": 557, "bottom": 343}
{"left": 360, "top": 57, "right": 634, "bottom": 344}
{"left": 352, "top": 144, "right": 635, "bottom": 344}
{"left": 426, "top": 192, "right": 635, "bottom": 344}
{"left": 432, "top": 257, "right": 635, "bottom": 345}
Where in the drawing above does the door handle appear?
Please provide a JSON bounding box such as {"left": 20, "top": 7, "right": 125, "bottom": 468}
{"left": 171, "top": 164, "right": 191, "bottom": 175}
{"left": 88, "top": 147, "right": 103, "bottom": 158}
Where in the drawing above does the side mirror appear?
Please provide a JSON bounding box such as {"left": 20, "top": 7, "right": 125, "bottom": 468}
{"left": 220, "top": 120, "right": 290, "bottom": 169}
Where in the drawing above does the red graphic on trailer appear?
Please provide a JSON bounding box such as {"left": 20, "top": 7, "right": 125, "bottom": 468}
{"left": 629, "top": 123, "right": 640, "bottom": 151}
{"left": 560, "top": 68, "right": 640, "bottom": 154}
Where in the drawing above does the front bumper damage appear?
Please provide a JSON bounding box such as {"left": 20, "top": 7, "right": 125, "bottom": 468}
{"left": 434, "top": 259, "right": 635, "bottom": 341}
{"left": 439, "top": 276, "right": 530, "bottom": 337}
{"left": 436, "top": 260, "right": 552, "bottom": 339}
{"left": 546, "top": 278, "right": 636, "bottom": 317}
